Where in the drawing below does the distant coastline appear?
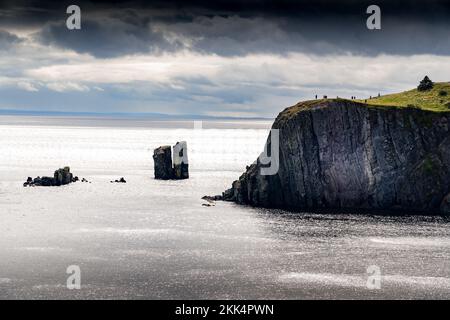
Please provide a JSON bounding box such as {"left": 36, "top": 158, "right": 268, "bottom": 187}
{"left": 0, "top": 109, "right": 272, "bottom": 122}
{"left": 0, "top": 109, "right": 273, "bottom": 129}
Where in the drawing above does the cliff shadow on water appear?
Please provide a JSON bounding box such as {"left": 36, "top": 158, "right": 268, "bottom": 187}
{"left": 222, "top": 99, "right": 450, "bottom": 216}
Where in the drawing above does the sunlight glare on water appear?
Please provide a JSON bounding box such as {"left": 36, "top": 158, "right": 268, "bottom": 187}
{"left": 0, "top": 117, "right": 449, "bottom": 299}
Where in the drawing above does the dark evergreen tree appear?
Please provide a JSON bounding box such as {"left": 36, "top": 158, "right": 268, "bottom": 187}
{"left": 417, "top": 76, "right": 434, "bottom": 91}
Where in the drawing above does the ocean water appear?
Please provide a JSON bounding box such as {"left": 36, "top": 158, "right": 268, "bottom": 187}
{"left": 0, "top": 115, "right": 449, "bottom": 299}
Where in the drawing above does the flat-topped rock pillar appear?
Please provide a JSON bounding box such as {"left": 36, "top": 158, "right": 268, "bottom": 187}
{"left": 153, "top": 142, "right": 189, "bottom": 180}
{"left": 153, "top": 146, "right": 173, "bottom": 180}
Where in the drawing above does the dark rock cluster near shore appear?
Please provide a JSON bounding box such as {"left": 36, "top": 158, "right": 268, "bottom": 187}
{"left": 111, "top": 177, "right": 127, "bottom": 183}
{"left": 153, "top": 141, "right": 189, "bottom": 180}
{"left": 221, "top": 99, "right": 450, "bottom": 215}
{"left": 23, "top": 167, "right": 81, "bottom": 187}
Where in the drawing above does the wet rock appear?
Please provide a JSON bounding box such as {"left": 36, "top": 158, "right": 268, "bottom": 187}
{"left": 222, "top": 187, "right": 235, "bottom": 201}
{"left": 202, "top": 195, "right": 222, "bottom": 207}
{"left": 54, "top": 167, "right": 72, "bottom": 186}
{"left": 40, "top": 176, "right": 55, "bottom": 187}
{"left": 54, "top": 171, "right": 62, "bottom": 186}
{"left": 23, "top": 167, "right": 76, "bottom": 187}
{"left": 202, "top": 195, "right": 223, "bottom": 202}
{"left": 63, "top": 167, "right": 72, "bottom": 185}
{"left": 202, "top": 203, "right": 214, "bottom": 207}
{"left": 153, "top": 145, "right": 173, "bottom": 180}
{"left": 23, "top": 177, "right": 33, "bottom": 187}
{"left": 173, "top": 141, "right": 189, "bottom": 179}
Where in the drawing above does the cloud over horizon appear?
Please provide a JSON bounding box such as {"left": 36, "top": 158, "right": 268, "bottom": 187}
{"left": 0, "top": 0, "right": 450, "bottom": 117}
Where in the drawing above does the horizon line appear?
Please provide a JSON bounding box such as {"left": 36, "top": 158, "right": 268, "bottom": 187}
{"left": 0, "top": 108, "right": 273, "bottom": 121}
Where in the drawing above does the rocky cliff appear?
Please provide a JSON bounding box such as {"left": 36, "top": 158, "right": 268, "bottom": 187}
{"left": 222, "top": 99, "right": 450, "bottom": 215}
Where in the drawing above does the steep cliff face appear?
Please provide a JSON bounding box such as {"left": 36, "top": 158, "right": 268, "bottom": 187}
{"left": 223, "top": 99, "right": 450, "bottom": 214}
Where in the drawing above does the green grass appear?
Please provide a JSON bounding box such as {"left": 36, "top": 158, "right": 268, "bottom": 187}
{"left": 357, "top": 82, "right": 450, "bottom": 112}
{"left": 276, "top": 82, "right": 450, "bottom": 125}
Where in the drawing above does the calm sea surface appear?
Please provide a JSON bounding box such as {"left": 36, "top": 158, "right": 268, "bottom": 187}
{"left": 0, "top": 116, "right": 449, "bottom": 299}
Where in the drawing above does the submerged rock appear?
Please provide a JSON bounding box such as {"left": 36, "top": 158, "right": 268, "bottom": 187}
{"left": 222, "top": 99, "right": 450, "bottom": 215}
{"left": 202, "top": 195, "right": 222, "bottom": 202}
{"left": 202, "top": 203, "right": 214, "bottom": 207}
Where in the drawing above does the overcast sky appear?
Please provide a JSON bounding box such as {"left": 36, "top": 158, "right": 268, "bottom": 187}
{"left": 1, "top": 0, "right": 450, "bottom": 118}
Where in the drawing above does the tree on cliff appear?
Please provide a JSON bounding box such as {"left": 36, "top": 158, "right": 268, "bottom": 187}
{"left": 417, "top": 76, "right": 434, "bottom": 91}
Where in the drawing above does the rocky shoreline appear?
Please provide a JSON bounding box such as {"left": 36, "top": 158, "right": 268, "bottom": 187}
{"left": 18, "top": 101, "right": 450, "bottom": 216}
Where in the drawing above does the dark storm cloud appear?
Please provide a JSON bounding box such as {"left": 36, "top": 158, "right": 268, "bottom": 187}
{"left": 0, "top": 29, "right": 23, "bottom": 49}
{"left": 38, "top": 16, "right": 183, "bottom": 58}
{"left": 2, "top": 0, "right": 450, "bottom": 57}
{"left": 6, "top": 0, "right": 445, "bottom": 20}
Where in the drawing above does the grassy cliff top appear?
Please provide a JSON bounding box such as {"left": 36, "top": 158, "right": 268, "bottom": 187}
{"left": 275, "top": 82, "right": 450, "bottom": 126}
{"left": 357, "top": 82, "right": 450, "bottom": 112}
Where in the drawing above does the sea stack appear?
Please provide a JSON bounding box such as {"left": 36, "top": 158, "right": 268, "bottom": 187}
{"left": 153, "top": 146, "right": 173, "bottom": 180}
{"left": 222, "top": 99, "right": 450, "bottom": 215}
{"left": 173, "top": 141, "right": 189, "bottom": 179}
{"left": 153, "top": 142, "right": 190, "bottom": 180}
